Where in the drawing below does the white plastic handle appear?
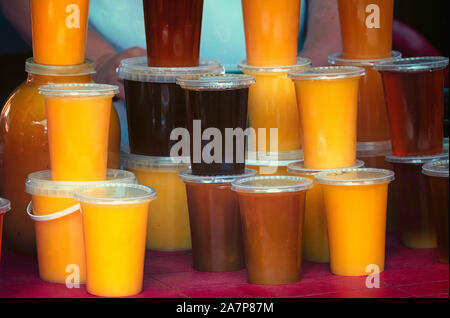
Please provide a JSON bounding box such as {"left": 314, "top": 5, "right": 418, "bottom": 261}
{"left": 27, "top": 201, "right": 81, "bottom": 222}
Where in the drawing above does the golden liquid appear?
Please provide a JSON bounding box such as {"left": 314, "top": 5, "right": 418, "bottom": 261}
{"left": 0, "top": 73, "right": 120, "bottom": 254}
{"left": 323, "top": 183, "right": 389, "bottom": 276}
{"left": 128, "top": 167, "right": 191, "bottom": 251}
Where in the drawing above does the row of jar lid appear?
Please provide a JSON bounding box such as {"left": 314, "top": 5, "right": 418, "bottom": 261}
{"left": 22, "top": 167, "right": 390, "bottom": 198}
{"left": 117, "top": 55, "right": 449, "bottom": 87}
{"left": 25, "top": 54, "right": 449, "bottom": 88}
{"left": 119, "top": 138, "right": 447, "bottom": 166}
{"left": 22, "top": 160, "right": 449, "bottom": 202}
{"left": 21, "top": 145, "right": 448, "bottom": 203}
{"left": 118, "top": 149, "right": 448, "bottom": 175}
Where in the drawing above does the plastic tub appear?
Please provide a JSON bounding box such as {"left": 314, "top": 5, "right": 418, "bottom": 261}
{"left": 337, "top": 0, "right": 394, "bottom": 59}
{"left": 25, "top": 169, "right": 136, "bottom": 284}
{"left": 386, "top": 153, "right": 449, "bottom": 248}
{"left": 177, "top": 74, "right": 255, "bottom": 175}
{"left": 232, "top": 175, "right": 312, "bottom": 284}
{"left": 143, "top": 0, "right": 204, "bottom": 67}
{"left": 315, "top": 168, "right": 395, "bottom": 276}
{"left": 242, "top": 0, "right": 301, "bottom": 66}
{"left": 374, "top": 57, "right": 449, "bottom": 156}
{"left": 39, "top": 83, "right": 119, "bottom": 181}
{"left": 30, "top": 0, "right": 89, "bottom": 65}
{"left": 75, "top": 183, "right": 156, "bottom": 297}
{"left": 179, "top": 169, "right": 256, "bottom": 272}
{"left": 289, "top": 66, "right": 365, "bottom": 169}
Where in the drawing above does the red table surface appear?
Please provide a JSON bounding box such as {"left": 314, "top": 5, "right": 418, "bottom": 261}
{"left": 0, "top": 234, "right": 448, "bottom": 298}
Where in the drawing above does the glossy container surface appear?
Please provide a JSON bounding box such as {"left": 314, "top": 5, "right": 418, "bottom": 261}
{"left": 242, "top": 0, "right": 301, "bottom": 66}
{"left": 25, "top": 170, "right": 136, "bottom": 284}
{"left": 315, "top": 169, "right": 394, "bottom": 276}
{"left": 338, "top": 0, "right": 394, "bottom": 59}
{"left": 118, "top": 57, "right": 223, "bottom": 157}
{"left": 179, "top": 169, "right": 256, "bottom": 272}
{"left": 422, "top": 160, "right": 449, "bottom": 263}
{"left": 143, "top": 0, "right": 204, "bottom": 67}
{"left": 0, "top": 60, "right": 121, "bottom": 254}
{"left": 289, "top": 67, "right": 365, "bottom": 169}
{"left": 39, "top": 84, "right": 119, "bottom": 181}
{"left": 232, "top": 176, "right": 312, "bottom": 285}
{"left": 177, "top": 74, "right": 255, "bottom": 175}
{"left": 75, "top": 184, "right": 156, "bottom": 297}
{"left": 386, "top": 153, "right": 449, "bottom": 248}
{"left": 30, "top": 0, "right": 90, "bottom": 65}
{"left": 375, "top": 57, "right": 449, "bottom": 157}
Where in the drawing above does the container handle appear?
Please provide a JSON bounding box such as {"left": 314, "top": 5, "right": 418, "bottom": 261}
{"left": 27, "top": 201, "right": 81, "bottom": 222}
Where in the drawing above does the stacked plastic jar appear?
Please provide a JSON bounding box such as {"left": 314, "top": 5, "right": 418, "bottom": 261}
{"left": 2, "top": 0, "right": 157, "bottom": 299}
{"left": 117, "top": 57, "right": 225, "bottom": 256}
{"left": 328, "top": 2, "right": 401, "bottom": 218}
{"left": 176, "top": 74, "right": 258, "bottom": 274}
{"left": 282, "top": 0, "right": 399, "bottom": 277}
{"left": 286, "top": 66, "right": 395, "bottom": 278}
{"left": 374, "top": 57, "right": 449, "bottom": 253}
{"left": 240, "top": 0, "right": 309, "bottom": 169}
{"left": 0, "top": 3, "right": 121, "bottom": 255}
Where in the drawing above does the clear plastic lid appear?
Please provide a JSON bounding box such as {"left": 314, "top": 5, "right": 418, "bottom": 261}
{"left": 38, "top": 83, "right": 119, "bottom": 97}
{"left": 287, "top": 160, "right": 365, "bottom": 176}
{"left": 26, "top": 169, "right": 137, "bottom": 198}
{"left": 246, "top": 159, "right": 299, "bottom": 167}
{"left": 121, "top": 151, "right": 190, "bottom": 170}
{"left": 245, "top": 150, "right": 303, "bottom": 164}
{"left": 357, "top": 141, "right": 392, "bottom": 158}
{"left": 385, "top": 153, "right": 449, "bottom": 165}
{"left": 179, "top": 168, "right": 256, "bottom": 184}
{"left": 176, "top": 74, "right": 255, "bottom": 91}
{"left": 373, "top": 56, "right": 449, "bottom": 72}
{"left": 25, "top": 58, "right": 96, "bottom": 76}
{"left": 328, "top": 51, "right": 402, "bottom": 67}
{"left": 117, "top": 57, "right": 224, "bottom": 83}
{"left": 422, "top": 160, "right": 449, "bottom": 178}
{"left": 315, "top": 168, "right": 395, "bottom": 186}
{"left": 288, "top": 66, "right": 365, "bottom": 80}
{"left": 231, "top": 176, "right": 313, "bottom": 194}
{"left": 238, "top": 57, "right": 311, "bottom": 74}
{"left": 0, "top": 198, "right": 11, "bottom": 215}
{"left": 75, "top": 183, "right": 157, "bottom": 206}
